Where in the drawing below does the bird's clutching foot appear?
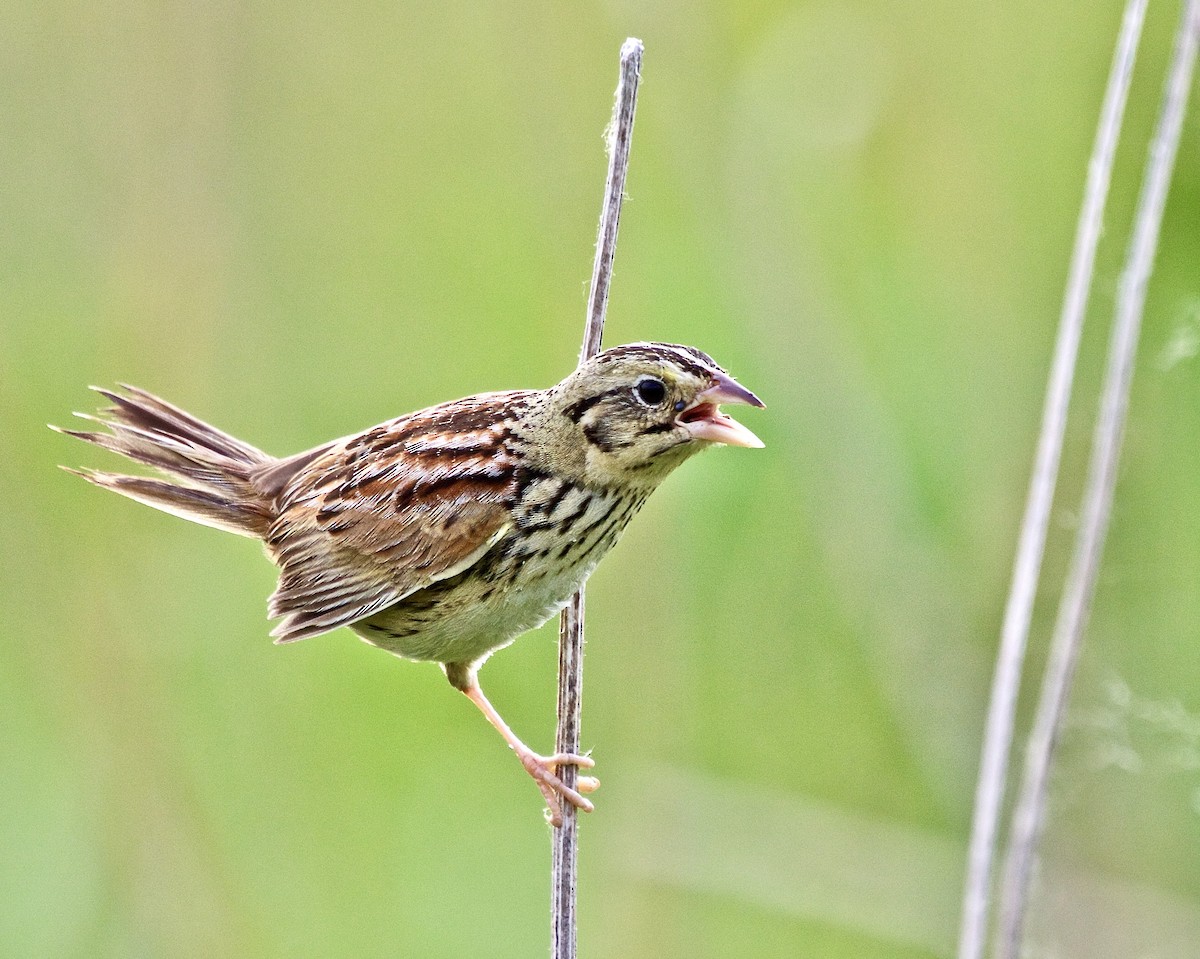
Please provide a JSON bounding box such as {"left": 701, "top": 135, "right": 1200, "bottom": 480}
{"left": 519, "top": 749, "right": 598, "bottom": 828}
{"left": 459, "top": 677, "right": 598, "bottom": 827}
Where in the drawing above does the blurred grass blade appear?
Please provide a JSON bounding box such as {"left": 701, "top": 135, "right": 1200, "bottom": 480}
{"left": 956, "top": 3, "right": 1148, "bottom": 958}
{"left": 997, "top": 2, "right": 1200, "bottom": 956}
{"left": 618, "top": 767, "right": 1200, "bottom": 957}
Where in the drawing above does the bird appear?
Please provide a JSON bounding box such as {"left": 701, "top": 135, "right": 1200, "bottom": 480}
{"left": 55, "top": 342, "right": 764, "bottom": 825}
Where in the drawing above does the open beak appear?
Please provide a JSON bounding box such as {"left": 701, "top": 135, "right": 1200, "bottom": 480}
{"left": 677, "top": 371, "right": 765, "bottom": 448}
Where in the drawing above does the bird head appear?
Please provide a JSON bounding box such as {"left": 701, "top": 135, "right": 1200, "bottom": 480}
{"left": 541, "top": 342, "right": 764, "bottom": 488}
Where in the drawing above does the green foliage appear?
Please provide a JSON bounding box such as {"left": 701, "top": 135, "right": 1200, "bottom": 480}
{"left": 3, "top": 1, "right": 1198, "bottom": 956}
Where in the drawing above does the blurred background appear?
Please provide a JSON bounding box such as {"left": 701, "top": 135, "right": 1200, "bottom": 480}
{"left": 3, "top": 1, "right": 1199, "bottom": 956}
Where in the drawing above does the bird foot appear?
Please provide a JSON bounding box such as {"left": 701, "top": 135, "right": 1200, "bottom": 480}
{"left": 516, "top": 750, "right": 599, "bottom": 827}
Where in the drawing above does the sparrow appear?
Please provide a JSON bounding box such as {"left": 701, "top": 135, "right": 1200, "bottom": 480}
{"left": 56, "top": 342, "right": 764, "bottom": 824}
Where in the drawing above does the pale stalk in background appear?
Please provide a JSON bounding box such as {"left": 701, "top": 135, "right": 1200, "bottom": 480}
{"left": 955, "top": 4, "right": 1148, "bottom": 958}
{"left": 552, "top": 37, "right": 643, "bottom": 959}
{"left": 997, "top": 2, "right": 1200, "bottom": 956}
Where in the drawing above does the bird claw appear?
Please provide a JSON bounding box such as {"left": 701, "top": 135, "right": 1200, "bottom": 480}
{"left": 576, "top": 775, "right": 600, "bottom": 794}
{"left": 517, "top": 750, "right": 598, "bottom": 827}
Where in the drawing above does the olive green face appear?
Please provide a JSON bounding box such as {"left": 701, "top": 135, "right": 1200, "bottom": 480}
{"left": 550, "top": 342, "right": 764, "bottom": 485}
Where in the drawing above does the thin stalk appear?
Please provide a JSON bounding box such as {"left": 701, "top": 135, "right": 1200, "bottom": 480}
{"left": 551, "top": 38, "right": 643, "bottom": 959}
{"left": 997, "top": 3, "right": 1200, "bottom": 956}
{"left": 956, "top": 4, "right": 1148, "bottom": 958}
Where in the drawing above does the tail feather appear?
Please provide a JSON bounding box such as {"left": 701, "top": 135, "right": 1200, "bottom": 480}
{"left": 64, "top": 468, "right": 271, "bottom": 538}
{"left": 55, "top": 386, "right": 276, "bottom": 539}
{"left": 97, "top": 384, "right": 267, "bottom": 463}
{"left": 58, "top": 415, "right": 252, "bottom": 495}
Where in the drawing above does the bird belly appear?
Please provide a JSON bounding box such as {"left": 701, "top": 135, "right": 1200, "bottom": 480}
{"left": 351, "top": 557, "right": 592, "bottom": 665}
{"left": 350, "top": 484, "right": 641, "bottom": 666}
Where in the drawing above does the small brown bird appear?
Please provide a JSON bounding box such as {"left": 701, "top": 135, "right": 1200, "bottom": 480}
{"left": 57, "top": 342, "right": 763, "bottom": 824}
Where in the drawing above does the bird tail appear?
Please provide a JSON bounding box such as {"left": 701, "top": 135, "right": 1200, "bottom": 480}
{"left": 54, "top": 385, "right": 276, "bottom": 539}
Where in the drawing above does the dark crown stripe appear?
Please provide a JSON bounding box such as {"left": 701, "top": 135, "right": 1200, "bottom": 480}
{"left": 593, "top": 342, "right": 719, "bottom": 379}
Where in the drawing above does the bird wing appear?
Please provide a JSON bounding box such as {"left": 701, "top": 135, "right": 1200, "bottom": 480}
{"left": 262, "top": 394, "right": 532, "bottom": 643}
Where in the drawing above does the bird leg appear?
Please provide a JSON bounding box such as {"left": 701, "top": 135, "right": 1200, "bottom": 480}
{"left": 459, "top": 680, "right": 599, "bottom": 827}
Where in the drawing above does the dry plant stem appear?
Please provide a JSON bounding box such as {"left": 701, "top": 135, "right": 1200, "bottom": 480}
{"left": 551, "top": 37, "right": 643, "bottom": 959}
{"left": 996, "top": 4, "right": 1200, "bottom": 957}
{"left": 551, "top": 593, "right": 585, "bottom": 957}
{"left": 955, "top": 3, "right": 1148, "bottom": 958}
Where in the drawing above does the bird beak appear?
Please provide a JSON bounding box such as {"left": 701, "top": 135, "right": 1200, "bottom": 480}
{"left": 677, "top": 372, "right": 766, "bottom": 448}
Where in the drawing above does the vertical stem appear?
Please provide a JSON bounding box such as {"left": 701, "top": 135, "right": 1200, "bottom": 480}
{"left": 955, "top": 4, "right": 1147, "bottom": 958}
{"left": 551, "top": 592, "right": 585, "bottom": 957}
{"left": 551, "top": 38, "right": 643, "bottom": 959}
{"left": 997, "top": 3, "right": 1200, "bottom": 956}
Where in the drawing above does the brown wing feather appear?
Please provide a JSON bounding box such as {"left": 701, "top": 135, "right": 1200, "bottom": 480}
{"left": 263, "top": 393, "right": 532, "bottom": 642}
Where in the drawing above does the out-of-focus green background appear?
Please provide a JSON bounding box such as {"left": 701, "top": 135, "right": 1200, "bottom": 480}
{"left": 3, "top": 2, "right": 1198, "bottom": 956}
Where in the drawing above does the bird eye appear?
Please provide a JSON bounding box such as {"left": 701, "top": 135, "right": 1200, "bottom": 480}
{"left": 634, "top": 377, "right": 667, "bottom": 406}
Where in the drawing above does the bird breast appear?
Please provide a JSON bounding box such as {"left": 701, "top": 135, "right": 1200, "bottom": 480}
{"left": 352, "top": 478, "right": 647, "bottom": 666}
